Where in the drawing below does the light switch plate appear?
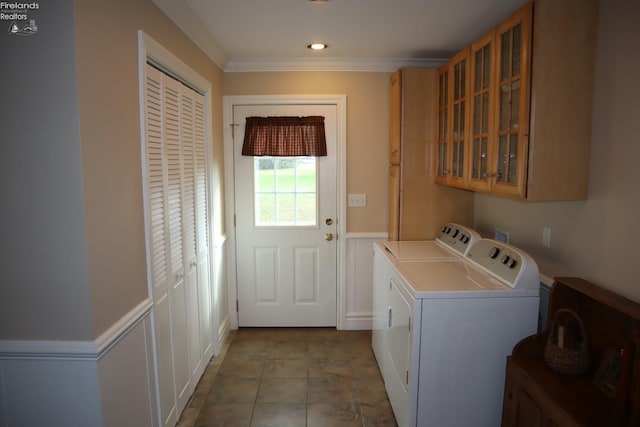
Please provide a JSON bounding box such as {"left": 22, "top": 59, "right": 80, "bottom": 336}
{"left": 348, "top": 194, "right": 367, "bottom": 208}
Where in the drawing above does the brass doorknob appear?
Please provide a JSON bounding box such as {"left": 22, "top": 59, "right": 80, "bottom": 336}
{"left": 324, "top": 233, "right": 334, "bottom": 241}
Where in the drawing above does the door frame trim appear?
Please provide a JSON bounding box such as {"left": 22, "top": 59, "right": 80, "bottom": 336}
{"left": 223, "top": 95, "right": 348, "bottom": 329}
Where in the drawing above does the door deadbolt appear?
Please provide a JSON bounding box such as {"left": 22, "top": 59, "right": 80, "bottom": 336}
{"left": 325, "top": 218, "right": 333, "bottom": 226}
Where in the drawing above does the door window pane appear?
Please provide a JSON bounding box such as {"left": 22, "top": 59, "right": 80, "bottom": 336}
{"left": 473, "top": 95, "right": 481, "bottom": 134}
{"left": 452, "top": 141, "right": 459, "bottom": 176}
{"left": 481, "top": 138, "right": 488, "bottom": 178}
{"left": 511, "top": 81, "right": 520, "bottom": 129}
{"left": 501, "top": 32, "right": 511, "bottom": 80}
{"left": 472, "top": 138, "right": 480, "bottom": 178}
{"left": 474, "top": 51, "right": 482, "bottom": 91}
{"left": 460, "top": 101, "right": 465, "bottom": 136}
{"left": 482, "top": 92, "right": 489, "bottom": 133}
{"left": 512, "top": 25, "right": 521, "bottom": 76}
{"left": 498, "top": 135, "right": 507, "bottom": 183}
{"left": 509, "top": 134, "right": 518, "bottom": 184}
{"left": 254, "top": 157, "right": 317, "bottom": 226}
{"left": 453, "top": 104, "right": 459, "bottom": 137}
{"left": 483, "top": 45, "right": 491, "bottom": 89}
{"left": 500, "top": 85, "right": 509, "bottom": 131}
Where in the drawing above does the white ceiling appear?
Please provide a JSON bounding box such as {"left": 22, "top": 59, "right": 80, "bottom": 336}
{"left": 153, "top": 0, "right": 529, "bottom": 72}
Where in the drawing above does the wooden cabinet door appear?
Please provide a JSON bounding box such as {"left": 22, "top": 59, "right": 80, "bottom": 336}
{"left": 435, "top": 64, "right": 449, "bottom": 185}
{"left": 492, "top": 2, "right": 532, "bottom": 198}
{"left": 387, "top": 164, "right": 400, "bottom": 241}
{"left": 448, "top": 48, "right": 471, "bottom": 188}
{"left": 389, "top": 70, "right": 401, "bottom": 165}
{"left": 502, "top": 364, "right": 544, "bottom": 427}
{"left": 468, "top": 30, "right": 495, "bottom": 193}
{"left": 435, "top": 49, "right": 470, "bottom": 188}
{"left": 515, "top": 388, "right": 544, "bottom": 427}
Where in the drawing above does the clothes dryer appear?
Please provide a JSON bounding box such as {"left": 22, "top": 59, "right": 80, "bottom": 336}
{"left": 374, "top": 238, "right": 540, "bottom": 427}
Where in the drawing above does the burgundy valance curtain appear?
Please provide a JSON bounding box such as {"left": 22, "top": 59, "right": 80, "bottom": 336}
{"left": 242, "top": 116, "right": 327, "bottom": 157}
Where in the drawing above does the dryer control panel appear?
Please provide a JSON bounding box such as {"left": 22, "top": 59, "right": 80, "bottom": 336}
{"left": 465, "top": 239, "right": 540, "bottom": 290}
{"left": 435, "top": 223, "right": 481, "bottom": 256}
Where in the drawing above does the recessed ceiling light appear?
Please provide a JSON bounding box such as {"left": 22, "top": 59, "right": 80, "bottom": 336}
{"left": 307, "top": 43, "right": 328, "bottom": 50}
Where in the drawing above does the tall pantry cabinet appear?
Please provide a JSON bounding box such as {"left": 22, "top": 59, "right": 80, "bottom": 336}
{"left": 388, "top": 68, "right": 474, "bottom": 241}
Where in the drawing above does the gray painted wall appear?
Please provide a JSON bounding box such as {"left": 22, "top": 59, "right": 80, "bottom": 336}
{"left": 0, "top": 1, "right": 93, "bottom": 340}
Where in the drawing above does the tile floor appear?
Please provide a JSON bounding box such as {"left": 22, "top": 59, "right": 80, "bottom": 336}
{"left": 177, "top": 328, "right": 398, "bottom": 427}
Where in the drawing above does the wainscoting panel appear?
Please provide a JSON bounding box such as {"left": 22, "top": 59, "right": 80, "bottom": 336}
{"left": 97, "top": 314, "right": 156, "bottom": 427}
{"left": 214, "top": 234, "right": 230, "bottom": 355}
{"left": 0, "top": 301, "right": 155, "bottom": 427}
{"left": 0, "top": 357, "right": 101, "bottom": 427}
{"left": 344, "top": 233, "right": 387, "bottom": 330}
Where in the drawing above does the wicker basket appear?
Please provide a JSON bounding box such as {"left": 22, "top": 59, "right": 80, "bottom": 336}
{"left": 544, "top": 309, "right": 590, "bottom": 375}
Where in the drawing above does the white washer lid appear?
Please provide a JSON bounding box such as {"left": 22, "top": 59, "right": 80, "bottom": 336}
{"left": 395, "top": 260, "right": 536, "bottom": 299}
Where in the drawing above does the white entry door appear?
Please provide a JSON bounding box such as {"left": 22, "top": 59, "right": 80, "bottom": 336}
{"left": 234, "top": 103, "right": 338, "bottom": 327}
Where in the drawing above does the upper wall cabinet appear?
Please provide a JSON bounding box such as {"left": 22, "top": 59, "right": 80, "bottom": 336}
{"left": 436, "top": 0, "right": 597, "bottom": 201}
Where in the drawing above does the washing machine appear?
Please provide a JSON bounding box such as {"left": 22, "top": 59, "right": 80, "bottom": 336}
{"left": 373, "top": 237, "right": 540, "bottom": 427}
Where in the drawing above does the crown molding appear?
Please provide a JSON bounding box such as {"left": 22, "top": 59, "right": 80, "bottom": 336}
{"left": 224, "top": 56, "right": 447, "bottom": 73}
{"left": 152, "top": 0, "right": 447, "bottom": 72}
{"left": 152, "top": 0, "right": 228, "bottom": 69}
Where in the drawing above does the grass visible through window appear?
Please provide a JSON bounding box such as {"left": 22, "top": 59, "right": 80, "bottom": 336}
{"left": 254, "top": 157, "right": 317, "bottom": 226}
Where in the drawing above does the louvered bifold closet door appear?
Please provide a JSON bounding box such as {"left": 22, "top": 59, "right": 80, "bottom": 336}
{"left": 163, "top": 73, "right": 192, "bottom": 417}
{"left": 144, "top": 63, "right": 198, "bottom": 426}
{"left": 144, "top": 64, "right": 178, "bottom": 427}
{"left": 180, "top": 87, "right": 206, "bottom": 385}
{"left": 193, "top": 92, "right": 213, "bottom": 362}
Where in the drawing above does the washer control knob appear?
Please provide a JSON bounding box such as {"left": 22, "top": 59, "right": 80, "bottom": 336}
{"left": 500, "top": 255, "right": 510, "bottom": 264}
{"left": 507, "top": 259, "right": 518, "bottom": 269}
{"left": 489, "top": 247, "right": 500, "bottom": 259}
{"left": 451, "top": 229, "right": 459, "bottom": 238}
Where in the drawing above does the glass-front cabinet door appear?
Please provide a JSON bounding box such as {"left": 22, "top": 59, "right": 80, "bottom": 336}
{"left": 435, "top": 49, "right": 470, "bottom": 188}
{"left": 492, "top": 3, "right": 532, "bottom": 198}
{"left": 469, "top": 31, "right": 494, "bottom": 192}
{"left": 449, "top": 49, "right": 469, "bottom": 188}
{"left": 435, "top": 65, "right": 449, "bottom": 185}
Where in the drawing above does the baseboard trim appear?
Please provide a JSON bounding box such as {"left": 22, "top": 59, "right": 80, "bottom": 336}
{"left": 217, "top": 315, "right": 231, "bottom": 356}
{"left": 0, "top": 298, "right": 153, "bottom": 360}
{"left": 344, "top": 312, "right": 373, "bottom": 331}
